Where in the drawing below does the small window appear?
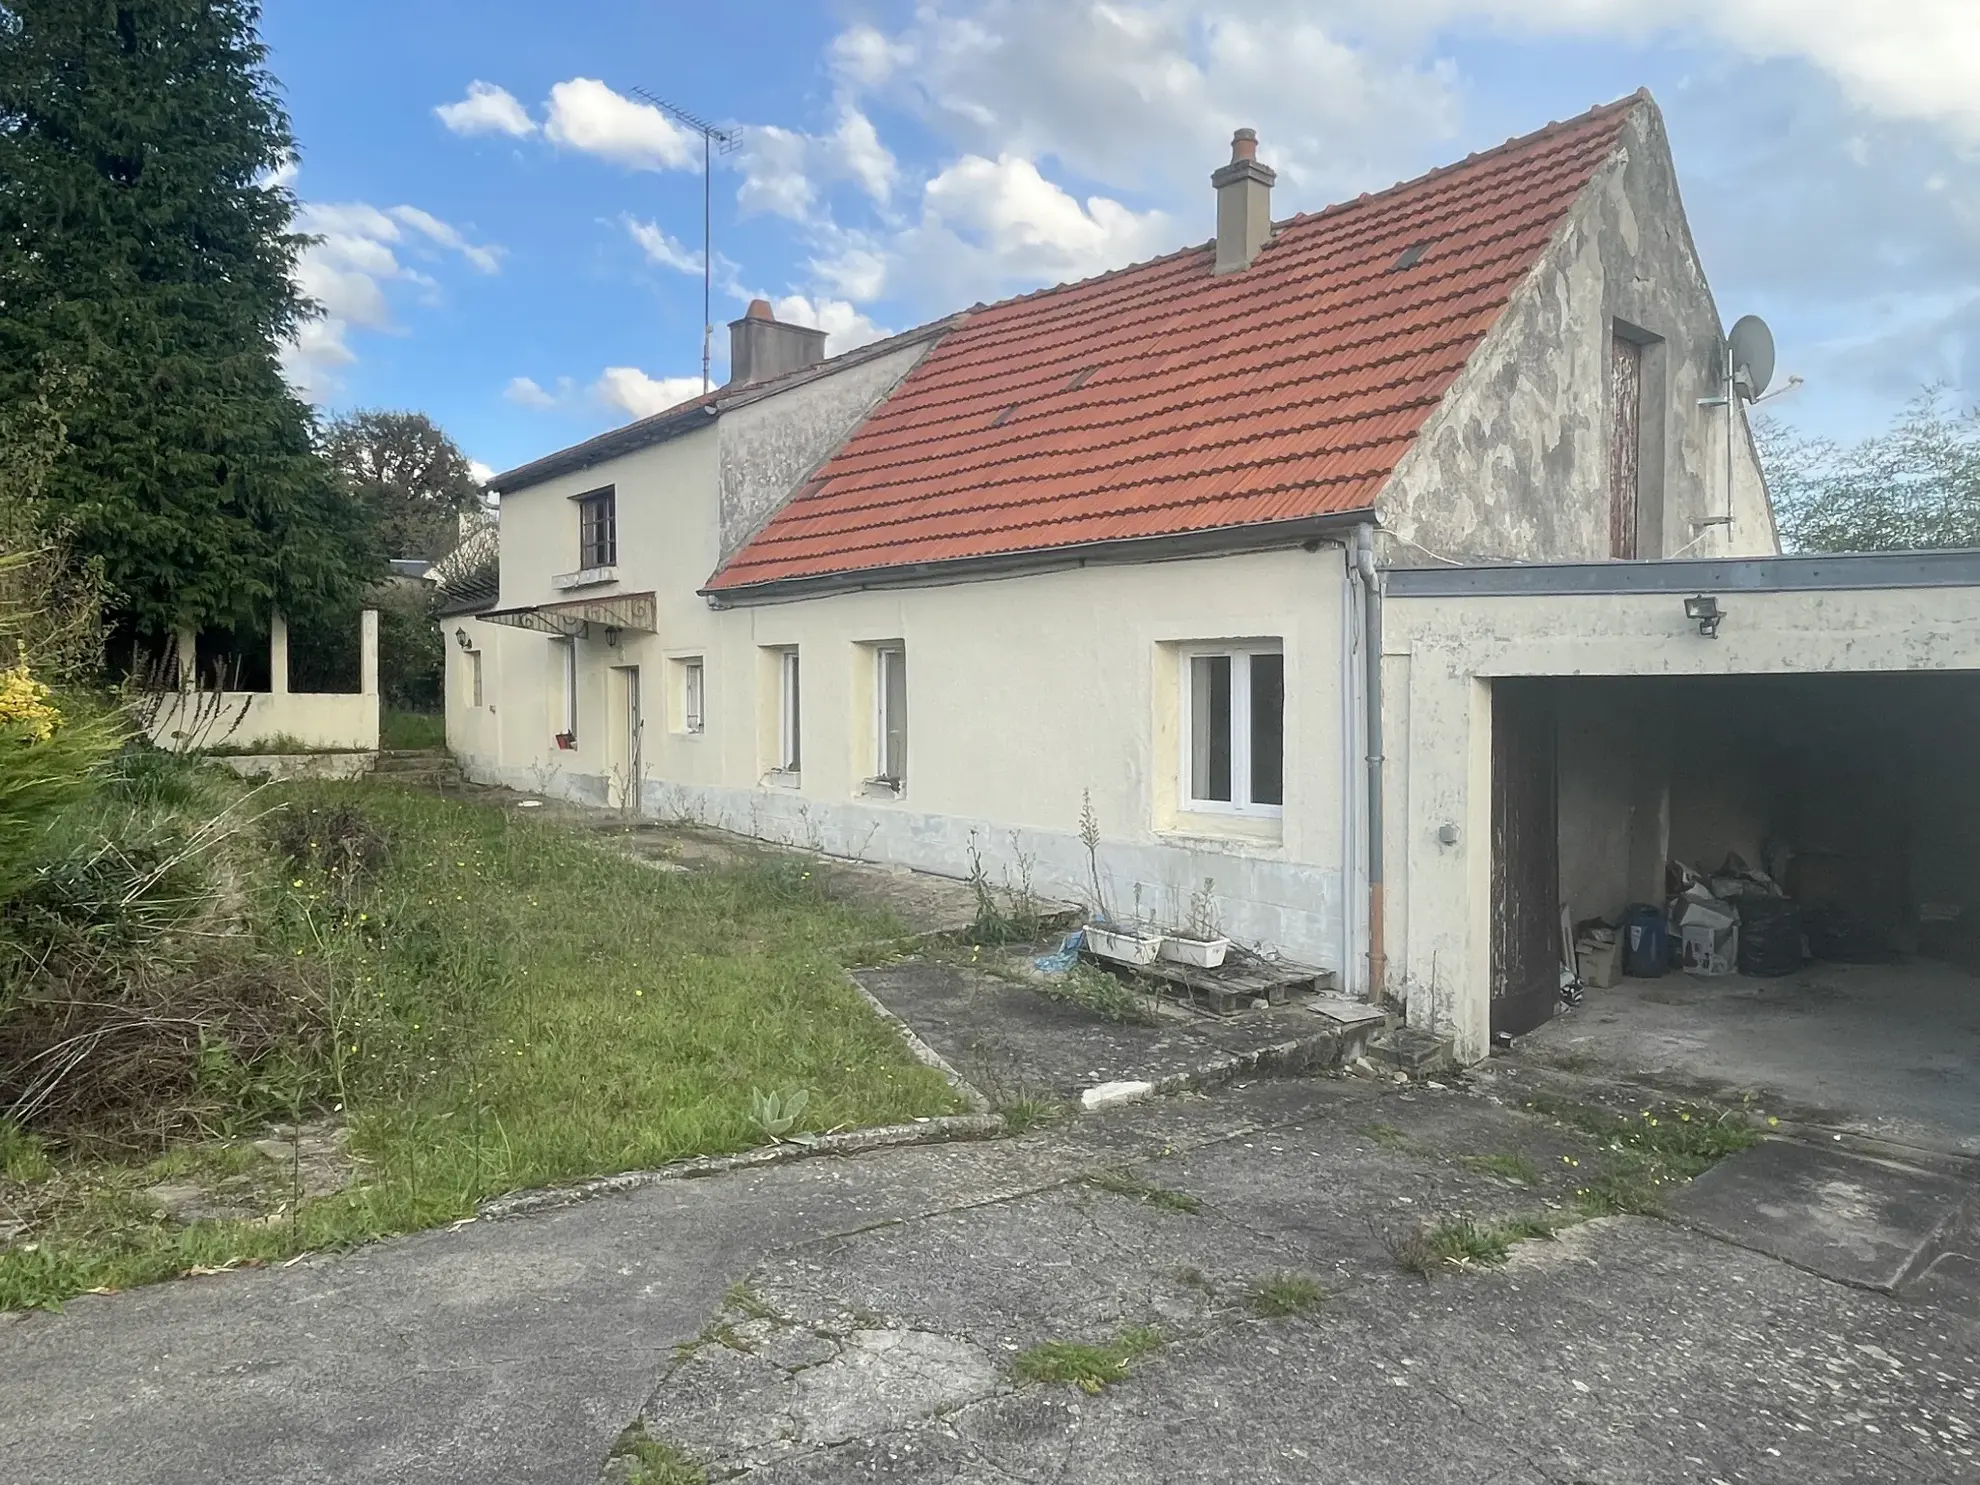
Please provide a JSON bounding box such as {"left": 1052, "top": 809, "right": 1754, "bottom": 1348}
{"left": 682, "top": 657, "right": 705, "bottom": 734}
{"left": 557, "top": 638, "right": 578, "bottom": 744}
{"left": 777, "top": 648, "right": 801, "bottom": 772}
{"left": 576, "top": 487, "right": 616, "bottom": 569}
{"left": 874, "top": 645, "right": 906, "bottom": 785}
{"left": 467, "top": 649, "right": 483, "bottom": 709}
{"left": 1184, "top": 645, "right": 1283, "bottom": 814}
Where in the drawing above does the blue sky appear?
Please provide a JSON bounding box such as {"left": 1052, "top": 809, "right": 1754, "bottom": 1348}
{"left": 261, "top": 1, "right": 1980, "bottom": 479}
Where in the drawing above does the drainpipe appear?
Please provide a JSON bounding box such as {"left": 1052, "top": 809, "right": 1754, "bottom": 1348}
{"left": 1353, "top": 524, "right": 1386, "bottom": 1005}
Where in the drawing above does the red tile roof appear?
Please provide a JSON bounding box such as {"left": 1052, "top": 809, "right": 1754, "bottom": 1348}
{"left": 708, "top": 95, "right": 1644, "bottom": 594}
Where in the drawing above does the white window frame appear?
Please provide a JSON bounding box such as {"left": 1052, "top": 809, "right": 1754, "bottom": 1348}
{"left": 557, "top": 638, "right": 578, "bottom": 743}
{"left": 776, "top": 647, "right": 801, "bottom": 773}
{"left": 682, "top": 657, "right": 705, "bottom": 735}
{"left": 467, "top": 648, "right": 483, "bottom": 709}
{"left": 1179, "top": 642, "right": 1284, "bottom": 817}
{"left": 873, "top": 644, "right": 906, "bottom": 786}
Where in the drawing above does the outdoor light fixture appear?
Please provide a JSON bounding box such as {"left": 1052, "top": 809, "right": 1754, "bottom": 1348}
{"left": 1683, "top": 594, "right": 1723, "bottom": 639}
{"left": 455, "top": 627, "right": 471, "bottom": 650}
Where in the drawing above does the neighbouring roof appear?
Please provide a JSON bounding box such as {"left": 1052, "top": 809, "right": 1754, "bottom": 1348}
{"left": 707, "top": 94, "right": 1645, "bottom": 596}
{"left": 432, "top": 520, "right": 500, "bottom": 616}
{"left": 1386, "top": 548, "right": 1980, "bottom": 598}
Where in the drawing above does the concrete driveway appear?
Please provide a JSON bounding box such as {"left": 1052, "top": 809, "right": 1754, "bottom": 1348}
{"left": 4, "top": 1073, "right": 1976, "bottom": 1484}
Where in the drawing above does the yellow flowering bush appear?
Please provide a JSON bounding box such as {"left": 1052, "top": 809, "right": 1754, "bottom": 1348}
{"left": 0, "top": 661, "right": 61, "bottom": 744}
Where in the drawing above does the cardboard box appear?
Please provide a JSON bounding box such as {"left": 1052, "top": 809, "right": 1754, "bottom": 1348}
{"left": 1577, "top": 939, "right": 1621, "bottom": 989}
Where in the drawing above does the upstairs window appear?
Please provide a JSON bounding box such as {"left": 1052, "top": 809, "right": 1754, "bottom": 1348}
{"left": 874, "top": 644, "right": 907, "bottom": 785}
{"left": 1183, "top": 645, "right": 1283, "bottom": 814}
{"left": 577, "top": 487, "right": 617, "bottom": 569}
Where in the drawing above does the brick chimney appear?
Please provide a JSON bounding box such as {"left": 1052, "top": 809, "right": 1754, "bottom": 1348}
{"left": 727, "top": 299, "right": 828, "bottom": 387}
{"left": 1211, "top": 128, "right": 1275, "bottom": 274}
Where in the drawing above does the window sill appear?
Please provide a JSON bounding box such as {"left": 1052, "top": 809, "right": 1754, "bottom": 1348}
{"left": 859, "top": 777, "right": 904, "bottom": 801}
{"left": 1158, "top": 812, "right": 1285, "bottom": 850}
{"left": 763, "top": 768, "right": 802, "bottom": 790}
{"left": 552, "top": 566, "right": 619, "bottom": 591}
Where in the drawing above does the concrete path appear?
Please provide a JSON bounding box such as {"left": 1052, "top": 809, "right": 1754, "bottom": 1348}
{"left": 614, "top": 1080, "right": 1980, "bottom": 1484}
{"left": 5, "top": 1077, "right": 1976, "bottom": 1484}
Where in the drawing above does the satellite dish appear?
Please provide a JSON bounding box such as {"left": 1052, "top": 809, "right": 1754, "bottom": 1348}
{"left": 1727, "top": 314, "right": 1775, "bottom": 402}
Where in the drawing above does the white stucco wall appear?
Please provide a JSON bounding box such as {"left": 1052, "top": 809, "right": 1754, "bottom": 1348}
{"left": 456, "top": 412, "right": 1359, "bottom": 972}
{"left": 1382, "top": 581, "right": 1980, "bottom": 1061}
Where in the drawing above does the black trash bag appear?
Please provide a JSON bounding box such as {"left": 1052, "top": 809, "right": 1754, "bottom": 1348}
{"left": 1737, "top": 897, "right": 1803, "bottom": 977}
{"left": 1805, "top": 902, "right": 1895, "bottom": 964}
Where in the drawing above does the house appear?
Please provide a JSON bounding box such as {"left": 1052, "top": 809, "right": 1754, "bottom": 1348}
{"left": 448, "top": 91, "right": 1871, "bottom": 1062}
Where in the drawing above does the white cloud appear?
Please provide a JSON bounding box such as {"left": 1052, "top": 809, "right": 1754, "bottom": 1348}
{"left": 545, "top": 78, "right": 701, "bottom": 171}
{"left": 1387, "top": 0, "right": 1980, "bottom": 146}
{"left": 504, "top": 376, "right": 559, "bottom": 409}
{"left": 828, "top": 110, "right": 898, "bottom": 205}
{"left": 738, "top": 125, "right": 817, "bottom": 219}
{"left": 390, "top": 204, "right": 503, "bottom": 273}
{"left": 768, "top": 294, "right": 891, "bottom": 354}
{"left": 283, "top": 187, "right": 506, "bottom": 401}
{"left": 624, "top": 216, "right": 704, "bottom": 275}
{"left": 593, "top": 367, "right": 707, "bottom": 420}
{"left": 468, "top": 459, "right": 497, "bottom": 486}
{"left": 436, "top": 80, "right": 537, "bottom": 138}
{"left": 810, "top": 239, "right": 891, "bottom": 303}
{"left": 830, "top": 23, "right": 913, "bottom": 89}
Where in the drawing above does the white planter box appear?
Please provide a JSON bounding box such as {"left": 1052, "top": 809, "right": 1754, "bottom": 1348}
{"left": 1085, "top": 923, "right": 1163, "bottom": 966}
{"left": 1160, "top": 934, "right": 1231, "bottom": 969}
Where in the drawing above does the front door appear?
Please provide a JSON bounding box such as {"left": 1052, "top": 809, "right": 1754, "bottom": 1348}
{"left": 610, "top": 665, "right": 642, "bottom": 808}
{"left": 1490, "top": 679, "right": 1559, "bottom": 1040}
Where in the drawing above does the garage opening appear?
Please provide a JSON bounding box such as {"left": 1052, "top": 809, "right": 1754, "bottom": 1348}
{"left": 1510, "top": 670, "right": 1980, "bottom": 1152}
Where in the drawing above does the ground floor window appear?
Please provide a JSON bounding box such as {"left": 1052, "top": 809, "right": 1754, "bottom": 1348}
{"left": 874, "top": 643, "right": 906, "bottom": 784}
{"left": 467, "top": 649, "right": 483, "bottom": 709}
{"left": 557, "top": 638, "right": 578, "bottom": 745}
{"left": 680, "top": 656, "right": 705, "bottom": 733}
{"left": 1184, "top": 645, "right": 1283, "bottom": 813}
{"left": 777, "top": 647, "right": 801, "bottom": 771}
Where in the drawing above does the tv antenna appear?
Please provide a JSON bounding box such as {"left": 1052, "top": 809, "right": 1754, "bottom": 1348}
{"left": 631, "top": 88, "right": 742, "bottom": 394}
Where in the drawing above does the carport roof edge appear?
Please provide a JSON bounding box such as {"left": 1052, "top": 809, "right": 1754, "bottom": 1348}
{"left": 1385, "top": 549, "right": 1980, "bottom": 598}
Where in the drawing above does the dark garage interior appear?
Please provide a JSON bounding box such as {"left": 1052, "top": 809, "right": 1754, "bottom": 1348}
{"left": 1498, "top": 671, "right": 1980, "bottom": 1154}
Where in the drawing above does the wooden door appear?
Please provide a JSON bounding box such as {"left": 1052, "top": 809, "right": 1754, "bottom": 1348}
{"left": 1491, "top": 680, "right": 1559, "bottom": 1040}
{"left": 1610, "top": 334, "right": 1643, "bottom": 559}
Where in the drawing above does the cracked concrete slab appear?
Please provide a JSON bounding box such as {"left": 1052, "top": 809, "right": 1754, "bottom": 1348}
{"left": 1664, "top": 1136, "right": 1975, "bottom": 1291}
{"left": 617, "top": 1085, "right": 1980, "bottom": 1485}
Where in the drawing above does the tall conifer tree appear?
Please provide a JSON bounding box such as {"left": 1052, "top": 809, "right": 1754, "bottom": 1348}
{"left": 0, "top": 0, "right": 373, "bottom": 645}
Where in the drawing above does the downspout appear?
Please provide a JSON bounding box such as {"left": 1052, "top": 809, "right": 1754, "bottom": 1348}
{"left": 1353, "top": 524, "right": 1386, "bottom": 1005}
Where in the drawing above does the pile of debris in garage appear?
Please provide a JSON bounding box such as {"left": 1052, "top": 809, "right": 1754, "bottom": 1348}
{"left": 1569, "top": 854, "right": 1936, "bottom": 993}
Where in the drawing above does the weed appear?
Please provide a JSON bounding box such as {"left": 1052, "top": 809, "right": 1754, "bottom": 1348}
{"left": 1010, "top": 1326, "right": 1165, "bottom": 1394}
{"left": 961, "top": 830, "right": 1042, "bottom": 945}
{"left": 1461, "top": 1152, "right": 1540, "bottom": 1184}
{"left": 607, "top": 1420, "right": 705, "bottom": 1485}
{"left": 1361, "top": 1122, "right": 1411, "bottom": 1150}
{"left": 1528, "top": 1096, "right": 1759, "bottom": 1175}
{"left": 379, "top": 711, "right": 446, "bottom": 752}
{"left": 1246, "top": 1273, "right": 1326, "bottom": 1318}
{"left": 1392, "top": 1214, "right": 1568, "bottom": 1275}
{"left": 1082, "top": 1166, "right": 1203, "bottom": 1215}
{"left": 996, "top": 1096, "right": 1065, "bottom": 1135}
{"left": 724, "top": 1282, "right": 781, "bottom": 1323}
{"left": 1036, "top": 963, "right": 1160, "bottom": 1025}
{"left": 748, "top": 1087, "right": 811, "bottom": 1141}
{"left": 0, "top": 1123, "right": 53, "bottom": 1183}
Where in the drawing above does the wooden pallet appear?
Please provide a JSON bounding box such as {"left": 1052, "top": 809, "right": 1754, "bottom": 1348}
{"left": 1089, "top": 951, "right": 1338, "bottom": 1015}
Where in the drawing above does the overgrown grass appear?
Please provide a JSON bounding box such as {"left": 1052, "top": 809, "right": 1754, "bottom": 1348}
{"left": 1246, "top": 1272, "right": 1326, "bottom": 1318}
{"left": 1010, "top": 1326, "right": 1165, "bottom": 1393}
{"left": 379, "top": 711, "right": 445, "bottom": 751}
{"left": 0, "top": 777, "right": 960, "bottom": 1309}
{"left": 606, "top": 1420, "right": 706, "bottom": 1485}
{"left": 1461, "top": 1151, "right": 1540, "bottom": 1184}
{"left": 1081, "top": 1166, "right": 1204, "bottom": 1215}
{"left": 1392, "top": 1214, "right": 1570, "bottom": 1275}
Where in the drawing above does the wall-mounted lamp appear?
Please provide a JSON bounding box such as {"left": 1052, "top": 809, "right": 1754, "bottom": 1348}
{"left": 455, "top": 627, "right": 471, "bottom": 650}
{"left": 1683, "top": 594, "right": 1723, "bottom": 639}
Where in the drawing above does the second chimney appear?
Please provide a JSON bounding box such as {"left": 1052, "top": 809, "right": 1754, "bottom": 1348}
{"left": 1211, "top": 128, "right": 1276, "bottom": 274}
{"left": 728, "top": 299, "right": 828, "bottom": 388}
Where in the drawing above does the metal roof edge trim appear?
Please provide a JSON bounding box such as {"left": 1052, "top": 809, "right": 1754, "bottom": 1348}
{"left": 702, "top": 509, "right": 1377, "bottom": 606}
{"left": 1384, "top": 548, "right": 1980, "bottom": 599}
{"left": 488, "top": 317, "right": 962, "bottom": 497}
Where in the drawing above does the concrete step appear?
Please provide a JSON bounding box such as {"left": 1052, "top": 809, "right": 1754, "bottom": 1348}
{"left": 1364, "top": 1025, "right": 1456, "bottom": 1077}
